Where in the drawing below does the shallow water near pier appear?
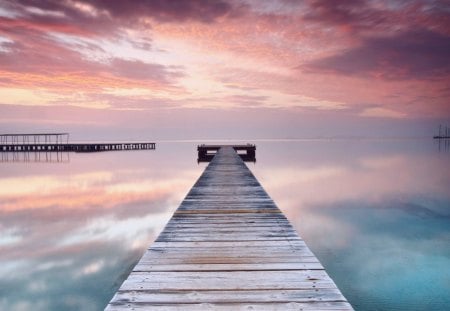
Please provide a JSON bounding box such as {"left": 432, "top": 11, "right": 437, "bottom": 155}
{"left": 0, "top": 138, "right": 449, "bottom": 311}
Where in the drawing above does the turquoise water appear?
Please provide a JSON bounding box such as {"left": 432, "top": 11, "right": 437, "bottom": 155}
{"left": 0, "top": 139, "right": 449, "bottom": 310}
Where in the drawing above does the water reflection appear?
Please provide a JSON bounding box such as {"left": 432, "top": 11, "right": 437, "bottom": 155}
{"left": 1, "top": 152, "right": 70, "bottom": 163}
{"left": 435, "top": 138, "right": 450, "bottom": 152}
{"left": 252, "top": 139, "right": 450, "bottom": 311}
{"left": 0, "top": 144, "right": 201, "bottom": 311}
{"left": 0, "top": 139, "right": 449, "bottom": 311}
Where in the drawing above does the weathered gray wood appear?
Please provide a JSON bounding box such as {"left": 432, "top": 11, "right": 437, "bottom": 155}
{"left": 106, "top": 302, "right": 353, "bottom": 311}
{"left": 110, "top": 288, "right": 346, "bottom": 303}
{"left": 132, "top": 262, "right": 324, "bottom": 271}
{"left": 106, "top": 146, "right": 353, "bottom": 310}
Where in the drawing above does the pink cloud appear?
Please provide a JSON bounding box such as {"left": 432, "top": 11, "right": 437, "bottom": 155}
{"left": 0, "top": 0, "right": 448, "bottom": 127}
{"left": 87, "top": 0, "right": 235, "bottom": 23}
{"left": 303, "top": 29, "right": 450, "bottom": 80}
{"left": 0, "top": 27, "right": 183, "bottom": 92}
{"left": 0, "top": 1, "right": 187, "bottom": 93}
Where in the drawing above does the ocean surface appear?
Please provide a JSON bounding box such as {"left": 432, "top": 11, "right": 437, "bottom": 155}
{"left": 0, "top": 139, "right": 449, "bottom": 311}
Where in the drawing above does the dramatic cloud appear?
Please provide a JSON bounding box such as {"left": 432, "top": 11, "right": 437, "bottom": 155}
{"left": 87, "top": 0, "right": 235, "bottom": 23}
{"left": 1, "top": 0, "right": 236, "bottom": 32}
{"left": 0, "top": 0, "right": 448, "bottom": 133}
{"left": 304, "top": 29, "right": 450, "bottom": 80}
{"left": 0, "top": 25, "right": 184, "bottom": 91}
{"left": 302, "top": 0, "right": 450, "bottom": 36}
{"left": 303, "top": 0, "right": 390, "bottom": 33}
{"left": 109, "top": 58, "right": 183, "bottom": 83}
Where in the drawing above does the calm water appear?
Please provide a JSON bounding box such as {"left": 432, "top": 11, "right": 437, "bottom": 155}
{"left": 0, "top": 139, "right": 449, "bottom": 310}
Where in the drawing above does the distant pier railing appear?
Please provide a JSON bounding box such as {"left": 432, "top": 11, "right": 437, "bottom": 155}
{"left": 0, "top": 133, "right": 155, "bottom": 153}
{"left": 0, "top": 133, "right": 69, "bottom": 145}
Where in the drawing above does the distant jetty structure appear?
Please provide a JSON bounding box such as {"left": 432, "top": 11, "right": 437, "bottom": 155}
{"left": 433, "top": 125, "right": 450, "bottom": 139}
{"left": 197, "top": 144, "right": 256, "bottom": 162}
{"left": 0, "top": 133, "right": 155, "bottom": 153}
{"left": 106, "top": 145, "right": 353, "bottom": 310}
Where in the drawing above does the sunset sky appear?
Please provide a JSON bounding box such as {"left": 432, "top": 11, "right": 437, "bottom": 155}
{"left": 0, "top": 0, "right": 449, "bottom": 139}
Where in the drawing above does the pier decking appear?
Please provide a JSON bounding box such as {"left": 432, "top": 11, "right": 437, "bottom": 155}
{"left": 106, "top": 146, "right": 353, "bottom": 310}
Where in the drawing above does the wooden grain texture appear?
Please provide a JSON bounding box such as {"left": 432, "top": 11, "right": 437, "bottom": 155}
{"left": 106, "top": 146, "right": 353, "bottom": 310}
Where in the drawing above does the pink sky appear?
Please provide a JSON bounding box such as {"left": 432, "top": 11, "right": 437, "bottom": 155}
{"left": 0, "top": 0, "right": 449, "bottom": 139}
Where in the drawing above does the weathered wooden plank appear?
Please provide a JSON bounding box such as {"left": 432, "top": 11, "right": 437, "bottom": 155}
{"left": 150, "top": 240, "right": 307, "bottom": 248}
{"left": 105, "top": 146, "right": 353, "bottom": 310}
{"left": 110, "top": 288, "right": 346, "bottom": 304}
{"left": 132, "top": 262, "right": 324, "bottom": 271}
{"left": 119, "top": 270, "right": 331, "bottom": 283}
{"left": 140, "top": 249, "right": 316, "bottom": 256}
{"left": 139, "top": 247, "right": 315, "bottom": 259}
{"left": 107, "top": 301, "right": 353, "bottom": 311}
{"left": 136, "top": 257, "right": 321, "bottom": 265}
{"left": 137, "top": 251, "right": 320, "bottom": 260}
{"left": 147, "top": 244, "right": 310, "bottom": 251}
{"left": 155, "top": 236, "right": 300, "bottom": 242}
{"left": 157, "top": 233, "right": 296, "bottom": 239}
{"left": 161, "top": 227, "right": 295, "bottom": 232}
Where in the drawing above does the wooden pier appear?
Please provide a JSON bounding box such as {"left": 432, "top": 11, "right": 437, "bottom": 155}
{"left": 0, "top": 133, "right": 155, "bottom": 153}
{"left": 434, "top": 125, "right": 450, "bottom": 139}
{"left": 198, "top": 144, "right": 255, "bottom": 162}
{"left": 106, "top": 146, "right": 352, "bottom": 310}
{"left": 0, "top": 142, "right": 155, "bottom": 153}
{"left": 433, "top": 136, "right": 450, "bottom": 139}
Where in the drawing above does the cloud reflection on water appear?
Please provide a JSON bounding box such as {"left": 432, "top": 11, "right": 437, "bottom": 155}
{"left": 254, "top": 149, "right": 449, "bottom": 212}
{"left": 0, "top": 147, "right": 201, "bottom": 311}
{"left": 252, "top": 140, "right": 450, "bottom": 310}
{"left": 0, "top": 140, "right": 449, "bottom": 311}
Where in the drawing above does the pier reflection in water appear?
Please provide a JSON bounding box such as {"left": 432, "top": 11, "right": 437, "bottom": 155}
{"left": 436, "top": 137, "right": 450, "bottom": 152}
{"left": 1, "top": 152, "right": 70, "bottom": 163}
{"left": 0, "top": 139, "right": 449, "bottom": 311}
